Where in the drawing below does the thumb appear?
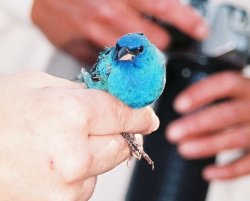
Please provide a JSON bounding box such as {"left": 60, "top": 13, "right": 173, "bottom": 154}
{"left": 84, "top": 90, "right": 159, "bottom": 135}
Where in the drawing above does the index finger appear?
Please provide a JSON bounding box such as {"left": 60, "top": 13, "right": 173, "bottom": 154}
{"left": 129, "top": 0, "right": 209, "bottom": 40}
{"left": 87, "top": 134, "right": 142, "bottom": 177}
{"left": 83, "top": 90, "right": 159, "bottom": 135}
{"left": 174, "top": 71, "right": 246, "bottom": 113}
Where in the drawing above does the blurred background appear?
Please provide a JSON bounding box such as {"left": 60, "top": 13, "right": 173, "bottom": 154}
{"left": 92, "top": 1, "right": 250, "bottom": 201}
{"left": 1, "top": 0, "right": 250, "bottom": 201}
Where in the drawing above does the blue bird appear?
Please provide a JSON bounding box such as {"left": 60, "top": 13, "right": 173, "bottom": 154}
{"left": 79, "top": 33, "right": 166, "bottom": 108}
{"left": 78, "top": 33, "right": 166, "bottom": 168}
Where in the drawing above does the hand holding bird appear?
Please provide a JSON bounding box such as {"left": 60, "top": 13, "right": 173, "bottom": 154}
{"left": 79, "top": 33, "right": 166, "bottom": 169}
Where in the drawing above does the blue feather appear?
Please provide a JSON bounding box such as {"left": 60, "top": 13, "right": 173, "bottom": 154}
{"left": 78, "top": 33, "right": 166, "bottom": 108}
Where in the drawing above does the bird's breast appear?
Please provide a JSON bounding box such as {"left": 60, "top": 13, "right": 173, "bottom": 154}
{"left": 107, "top": 64, "right": 165, "bottom": 108}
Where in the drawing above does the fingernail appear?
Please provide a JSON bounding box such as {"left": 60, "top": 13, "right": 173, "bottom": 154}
{"left": 174, "top": 96, "right": 192, "bottom": 112}
{"left": 168, "top": 125, "right": 185, "bottom": 142}
{"left": 179, "top": 143, "right": 197, "bottom": 155}
{"left": 203, "top": 168, "right": 215, "bottom": 181}
{"left": 195, "top": 22, "right": 209, "bottom": 40}
{"left": 148, "top": 112, "right": 160, "bottom": 132}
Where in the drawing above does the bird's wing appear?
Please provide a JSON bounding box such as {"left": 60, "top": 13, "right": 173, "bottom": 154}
{"left": 90, "top": 63, "right": 101, "bottom": 82}
{"left": 77, "top": 47, "right": 113, "bottom": 90}
{"left": 90, "top": 47, "right": 112, "bottom": 82}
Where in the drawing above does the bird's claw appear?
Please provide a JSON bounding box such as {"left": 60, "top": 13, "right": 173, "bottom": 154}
{"left": 132, "top": 150, "right": 142, "bottom": 160}
{"left": 121, "top": 132, "right": 154, "bottom": 170}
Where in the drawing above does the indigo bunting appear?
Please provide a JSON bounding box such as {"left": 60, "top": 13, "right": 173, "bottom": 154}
{"left": 78, "top": 33, "right": 166, "bottom": 169}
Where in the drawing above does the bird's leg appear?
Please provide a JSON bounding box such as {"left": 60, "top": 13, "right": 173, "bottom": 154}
{"left": 121, "top": 133, "right": 154, "bottom": 170}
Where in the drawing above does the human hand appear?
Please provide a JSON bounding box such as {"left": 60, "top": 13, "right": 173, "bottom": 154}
{"left": 31, "top": 0, "right": 208, "bottom": 63}
{"left": 0, "top": 71, "right": 159, "bottom": 201}
{"left": 166, "top": 71, "right": 250, "bottom": 181}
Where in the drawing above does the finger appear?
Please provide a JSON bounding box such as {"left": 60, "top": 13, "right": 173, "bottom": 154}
{"left": 7, "top": 71, "right": 84, "bottom": 89}
{"left": 130, "top": 0, "right": 209, "bottom": 40}
{"left": 77, "top": 3, "right": 122, "bottom": 48}
{"left": 203, "top": 154, "right": 250, "bottom": 180}
{"left": 62, "top": 38, "right": 99, "bottom": 64}
{"left": 81, "top": 22, "right": 121, "bottom": 48}
{"left": 167, "top": 100, "right": 250, "bottom": 142}
{"left": 87, "top": 134, "right": 143, "bottom": 176}
{"left": 174, "top": 71, "right": 246, "bottom": 113}
{"left": 178, "top": 124, "right": 250, "bottom": 159}
{"left": 83, "top": 21, "right": 170, "bottom": 51}
{"left": 101, "top": 8, "right": 170, "bottom": 50}
{"left": 78, "top": 2, "right": 169, "bottom": 49}
{"left": 77, "top": 177, "right": 97, "bottom": 201}
{"left": 114, "top": 18, "right": 170, "bottom": 50}
{"left": 83, "top": 90, "right": 159, "bottom": 135}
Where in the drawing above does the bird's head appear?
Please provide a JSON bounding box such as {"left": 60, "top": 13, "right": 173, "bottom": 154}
{"left": 115, "top": 33, "right": 151, "bottom": 62}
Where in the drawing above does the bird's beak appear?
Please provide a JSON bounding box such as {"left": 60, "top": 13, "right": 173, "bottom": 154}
{"left": 117, "top": 47, "right": 134, "bottom": 61}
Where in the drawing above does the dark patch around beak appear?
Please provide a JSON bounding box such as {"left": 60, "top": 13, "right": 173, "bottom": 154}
{"left": 117, "top": 47, "right": 134, "bottom": 61}
{"left": 117, "top": 46, "right": 144, "bottom": 61}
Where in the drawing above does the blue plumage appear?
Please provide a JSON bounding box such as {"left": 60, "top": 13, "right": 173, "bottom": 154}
{"left": 78, "top": 33, "right": 166, "bottom": 168}
{"left": 79, "top": 33, "right": 166, "bottom": 108}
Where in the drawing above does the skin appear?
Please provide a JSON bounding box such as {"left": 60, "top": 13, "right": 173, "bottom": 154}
{"left": 166, "top": 71, "right": 250, "bottom": 181}
{"left": 31, "top": 0, "right": 209, "bottom": 64}
{"left": 0, "top": 71, "right": 159, "bottom": 201}
{"left": 29, "top": 0, "right": 250, "bottom": 184}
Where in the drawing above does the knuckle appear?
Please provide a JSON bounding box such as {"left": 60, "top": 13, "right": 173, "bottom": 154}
{"left": 59, "top": 92, "right": 84, "bottom": 115}
{"left": 154, "top": 5, "right": 166, "bottom": 16}
{"left": 95, "top": 5, "right": 115, "bottom": 22}
{"left": 152, "top": 0, "right": 169, "bottom": 15}
{"left": 110, "top": 136, "right": 130, "bottom": 165}
{"left": 59, "top": 152, "right": 94, "bottom": 184}
{"left": 221, "top": 72, "right": 242, "bottom": 93}
{"left": 48, "top": 91, "right": 89, "bottom": 128}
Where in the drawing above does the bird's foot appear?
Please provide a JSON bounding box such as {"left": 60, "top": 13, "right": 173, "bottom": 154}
{"left": 121, "top": 133, "right": 154, "bottom": 170}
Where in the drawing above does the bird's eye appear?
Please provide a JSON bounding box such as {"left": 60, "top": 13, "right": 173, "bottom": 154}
{"left": 138, "top": 46, "right": 144, "bottom": 53}
{"left": 129, "top": 46, "right": 144, "bottom": 57}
